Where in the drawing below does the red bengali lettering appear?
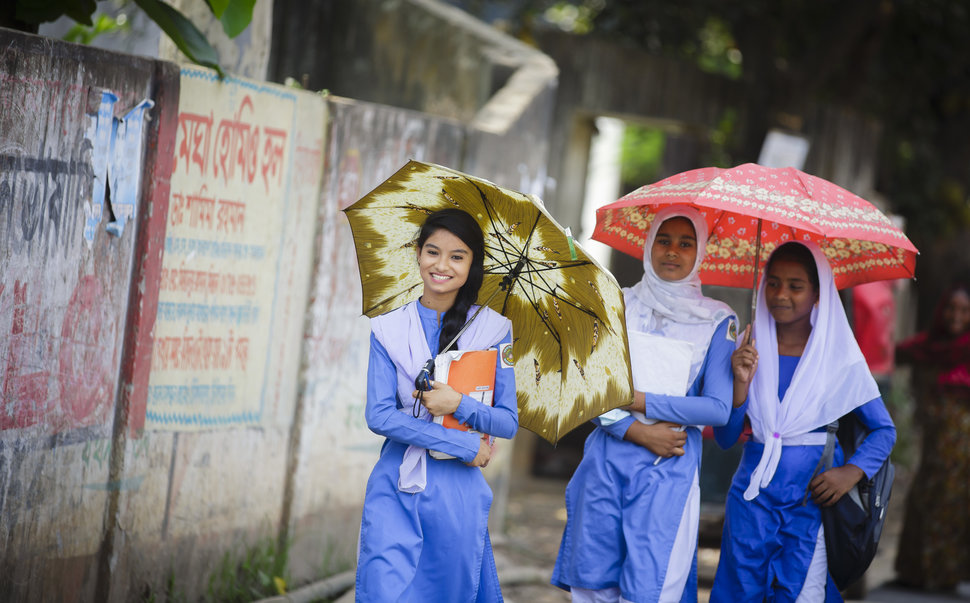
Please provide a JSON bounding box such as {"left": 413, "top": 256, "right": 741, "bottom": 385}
{"left": 213, "top": 96, "right": 259, "bottom": 185}
{"left": 216, "top": 199, "right": 246, "bottom": 234}
{"left": 152, "top": 335, "right": 251, "bottom": 371}
{"left": 186, "top": 185, "right": 216, "bottom": 230}
{"left": 174, "top": 112, "right": 213, "bottom": 176}
{"left": 260, "top": 127, "right": 288, "bottom": 192}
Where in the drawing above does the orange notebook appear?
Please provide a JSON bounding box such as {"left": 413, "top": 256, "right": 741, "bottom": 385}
{"left": 429, "top": 349, "right": 497, "bottom": 460}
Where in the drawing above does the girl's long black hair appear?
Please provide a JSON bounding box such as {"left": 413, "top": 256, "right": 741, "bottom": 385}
{"left": 417, "top": 209, "right": 486, "bottom": 354}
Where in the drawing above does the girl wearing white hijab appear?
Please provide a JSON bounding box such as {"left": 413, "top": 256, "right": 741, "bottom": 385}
{"left": 711, "top": 241, "right": 896, "bottom": 602}
{"left": 552, "top": 205, "right": 737, "bottom": 603}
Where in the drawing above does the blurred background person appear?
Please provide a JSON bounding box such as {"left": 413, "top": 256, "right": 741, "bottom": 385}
{"left": 894, "top": 282, "right": 970, "bottom": 591}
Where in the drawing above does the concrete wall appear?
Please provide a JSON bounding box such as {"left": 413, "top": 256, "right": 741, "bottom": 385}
{"left": 104, "top": 67, "right": 327, "bottom": 600}
{"left": 0, "top": 29, "right": 179, "bottom": 601}
{"left": 270, "top": 0, "right": 555, "bottom": 124}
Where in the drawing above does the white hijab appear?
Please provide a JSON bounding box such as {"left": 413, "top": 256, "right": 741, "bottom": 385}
{"left": 624, "top": 205, "right": 735, "bottom": 386}
{"left": 743, "top": 241, "right": 880, "bottom": 501}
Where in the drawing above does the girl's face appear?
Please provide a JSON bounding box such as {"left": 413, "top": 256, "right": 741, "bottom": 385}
{"left": 942, "top": 289, "right": 970, "bottom": 336}
{"left": 417, "top": 228, "right": 472, "bottom": 304}
{"left": 650, "top": 217, "right": 698, "bottom": 282}
{"left": 764, "top": 259, "right": 819, "bottom": 328}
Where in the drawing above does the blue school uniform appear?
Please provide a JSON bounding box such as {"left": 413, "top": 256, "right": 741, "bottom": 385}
{"left": 355, "top": 301, "right": 517, "bottom": 602}
{"left": 551, "top": 317, "right": 735, "bottom": 603}
{"left": 710, "top": 354, "right": 896, "bottom": 603}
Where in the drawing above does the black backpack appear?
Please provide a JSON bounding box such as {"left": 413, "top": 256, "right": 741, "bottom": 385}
{"left": 807, "top": 413, "right": 895, "bottom": 591}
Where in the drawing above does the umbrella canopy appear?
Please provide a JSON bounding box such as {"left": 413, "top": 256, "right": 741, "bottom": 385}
{"left": 593, "top": 163, "right": 918, "bottom": 291}
{"left": 344, "top": 160, "right": 633, "bottom": 444}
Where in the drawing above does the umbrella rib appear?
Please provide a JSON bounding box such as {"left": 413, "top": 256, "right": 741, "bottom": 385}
{"left": 511, "top": 278, "right": 564, "bottom": 351}
{"left": 484, "top": 212, "right": 545, "bottom": 281}
{"left": 363, "top": 283, "right": 423, "bottom": 316}
{"left": 469, "top": 180, "right": 525, "bottom": 270}
{"left": 459, "top": 185, "right": 614, "bottom": 348}
{"left": 516, "top": 263, "right": 604, "bottom": 322}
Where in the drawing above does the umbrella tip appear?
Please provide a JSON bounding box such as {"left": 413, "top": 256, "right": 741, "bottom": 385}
{"left": 565, "top": 227, "right": 579, "bottom": 260}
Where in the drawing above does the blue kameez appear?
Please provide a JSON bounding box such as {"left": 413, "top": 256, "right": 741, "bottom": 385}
{"left": 552, "top": 317, "right": 735, "bottom": 603}
{"left": 710, "top": 355, "right": 896, "bottom": 603}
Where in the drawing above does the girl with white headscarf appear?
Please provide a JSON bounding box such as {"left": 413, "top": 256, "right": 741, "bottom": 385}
{"left": 710, "top": 241, "right": 896, "bottom": 602}
{"left": 552, "top": 205, "right": 738, "bottom": 603}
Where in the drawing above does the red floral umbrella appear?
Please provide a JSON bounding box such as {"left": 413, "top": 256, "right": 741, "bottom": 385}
{"left": 593, "top": 164, "right": 918, "bottom": 295}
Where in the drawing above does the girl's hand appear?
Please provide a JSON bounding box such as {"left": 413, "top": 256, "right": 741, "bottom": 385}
{"left": 624, "top": 421, "right": 687, "bottom": 457}
{"left": 412, "top": 380, "right": 463, "bottom": 416}
{"left": 731, "top": 324, "right": 758, "bottom": 408}
{"left": 466, "top": 436, "right": 492, "bottom": 468}
{"left": 809, "top": 464, "right": 865, "bottom": 507}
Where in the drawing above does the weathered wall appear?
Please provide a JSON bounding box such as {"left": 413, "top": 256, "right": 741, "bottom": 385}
{"left": 103, "top": 67, "right": 326, "bottom": 600}
{"left": 0, "top": 33, "right": 327, "bottom": 599}
{"left": 0, "top": 29, "right": 178, "bottom": 601}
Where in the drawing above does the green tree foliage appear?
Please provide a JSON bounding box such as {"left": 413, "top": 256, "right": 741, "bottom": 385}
{"left": 619, "top": 125, "right": 665, "bottom": 190}
{"left": 5, "top": 0, "right": 255, "bottom": 77}
{"left": 63, "top": 13, "right": 131, "bottom": 45}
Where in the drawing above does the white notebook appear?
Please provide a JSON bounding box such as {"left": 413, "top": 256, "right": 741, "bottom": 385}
{"left": 627, "top": 329, "right": 692, "bottom": 426}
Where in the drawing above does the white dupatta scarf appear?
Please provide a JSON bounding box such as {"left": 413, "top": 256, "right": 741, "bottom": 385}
{"left": 743, "top": 241, "right": 880, "bottom": 501}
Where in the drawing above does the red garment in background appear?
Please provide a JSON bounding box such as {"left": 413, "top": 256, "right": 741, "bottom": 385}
{"left": 896, "top": 330, "right": 970, "bottom": 390}
{"left": 852, "top": 280, "right": 896, "bottom": 375}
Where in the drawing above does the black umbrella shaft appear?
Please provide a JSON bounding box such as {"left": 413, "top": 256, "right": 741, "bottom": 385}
{"left": 501, "top": 257, "right": 527, "bottom": 292}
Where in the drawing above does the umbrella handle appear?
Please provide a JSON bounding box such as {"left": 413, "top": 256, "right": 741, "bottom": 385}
{"left": 749, "top": 219, "right": 762, "bottom": 323}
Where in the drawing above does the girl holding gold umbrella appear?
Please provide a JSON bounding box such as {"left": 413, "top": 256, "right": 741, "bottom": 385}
{"left": 354, "top": 209, "right": 517, "bottom": 602}
{"left": 552, "top": 205, "right": 738, "bottom": 603}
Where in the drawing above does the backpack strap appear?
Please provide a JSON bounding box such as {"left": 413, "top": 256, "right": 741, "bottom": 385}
{"left": 802, "top": 420, "right": 839, "bottom": 506}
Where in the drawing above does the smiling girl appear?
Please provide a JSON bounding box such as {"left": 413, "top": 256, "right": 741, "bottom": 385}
{"left": 552, "top": 205, "right": 737, "bottom": 603}
{"left": 355, "top": 209, "right": 518, "bottom": 602}
{"left": 711, "top": 241, "right": 896, "bottom": 602}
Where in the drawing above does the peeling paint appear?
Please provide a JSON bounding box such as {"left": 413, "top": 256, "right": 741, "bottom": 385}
{"left": 83, "top": 93, "right": 154, "bottom": 243}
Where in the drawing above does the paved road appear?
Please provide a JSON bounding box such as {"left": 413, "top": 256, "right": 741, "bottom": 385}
{"left": 493, "top": 476, "right": 969, "bottom": 603}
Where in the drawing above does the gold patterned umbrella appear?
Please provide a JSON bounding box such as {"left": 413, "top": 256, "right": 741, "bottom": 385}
{"left": 344, "top": 160, "right": 633, "bottom": 444}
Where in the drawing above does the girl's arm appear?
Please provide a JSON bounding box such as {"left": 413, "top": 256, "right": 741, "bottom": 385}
{"left": 365, "top": 334, "right": 482, "bottom": 462}
{"left": 715, "top": 324, "right": 757, "bottom": 449}
{"left": 713, "top": 402, "right": 748, "bottom": 450}
{"left": 450, "top": 330, "right": 519, "bottom": 439}
{"left": 810, "top": 396, "right": 896, "bottom": 506}
{"left": 845, "top": 396, "right": 897, "bottom": 478}
{"left": 636, "top": 317, "right": 735, "bottom": 427}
